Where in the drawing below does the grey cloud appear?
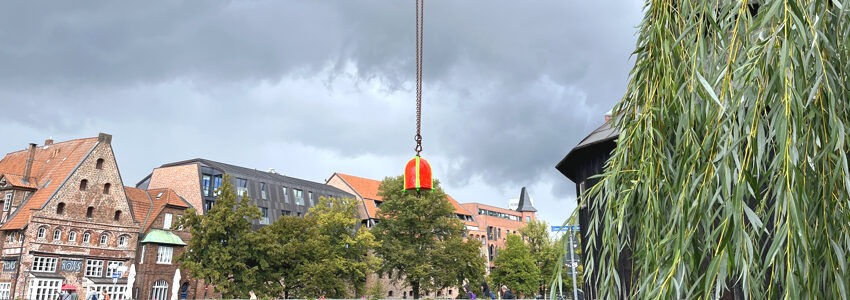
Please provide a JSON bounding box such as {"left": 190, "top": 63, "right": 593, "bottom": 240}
{"left": 0, "top": 1, "right": 642, "bottom": 223}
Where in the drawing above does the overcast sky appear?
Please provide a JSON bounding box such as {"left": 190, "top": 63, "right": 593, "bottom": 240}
{"left": 0, "top": 1, "right": 643, "bottom": 227}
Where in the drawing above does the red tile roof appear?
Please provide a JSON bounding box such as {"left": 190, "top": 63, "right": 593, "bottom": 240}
{"left": 124, "top": 187, "right": 191, "bottom": 232}
{"left": 0, "top": 138, "right": 98, "bottom": 230}
{"left": 1, "top": 174, "right": 38, "bottom": 189}
{"left": 125, "top": 187, "right": 153, "bottom": 224}
{"left": 333, "top": 173, "right": 474, "bottom": 223}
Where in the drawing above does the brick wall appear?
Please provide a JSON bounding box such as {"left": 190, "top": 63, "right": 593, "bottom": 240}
{"left": 134, "top": 205, "right": 196, "bottom": 300}
{"left": 8, "top": 139, "right": 139, "bottom": 300}
{"left": 148, "top": 165, "right": 203, "bottom": 215}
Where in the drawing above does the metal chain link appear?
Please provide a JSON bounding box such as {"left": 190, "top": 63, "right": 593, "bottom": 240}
{"left": 414, "top": 0, "right": 424, "bottom": 155}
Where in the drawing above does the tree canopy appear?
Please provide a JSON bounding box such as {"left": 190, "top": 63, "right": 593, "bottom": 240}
{"left": 584, "top": 0, "right": 850, "bottom": 299}
{"left": 175, "top": 174, "right": 264, "bottom": 298}
{"left": 177, "top": 177, "right": 378, "bottom": 299}
{"left": 373, "top": 175, "right": 486, "bottom": 299}
{"left": 491, "top": 234, "right": 541, "bottom": 298}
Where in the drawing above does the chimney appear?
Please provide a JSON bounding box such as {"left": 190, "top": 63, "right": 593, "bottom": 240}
{"left": 44, "top": 138, "right": 54, "bottom": 146}
{"left": 23, "top": 143, "right": 36, "bottom": 183}
{"left": 97, "top": 133, "right": 112, "bottom": 144}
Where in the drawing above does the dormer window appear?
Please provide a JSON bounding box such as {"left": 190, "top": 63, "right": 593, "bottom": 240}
{"left": 96, "top": 158, "right": 104, "bottom": 170}
{"left": 80, "top": 179, "right": 88, "bottom": 191}
{"left": 57, "top": 202, "right": 65, "bottom": 215}
{"left": 103, "top": 183, "right": 111, "bottom": 194}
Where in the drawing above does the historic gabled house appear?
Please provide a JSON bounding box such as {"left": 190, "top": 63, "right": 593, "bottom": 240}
{"left": 0, "top": 134, "right": 139, "bottom": 300}
{"left": 125, "top": 187, "right": 199, "bottom": 300}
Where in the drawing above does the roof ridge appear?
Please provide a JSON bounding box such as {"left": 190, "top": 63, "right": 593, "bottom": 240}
{"left": 2, "top": 137, "right": 98, "bottom": 156}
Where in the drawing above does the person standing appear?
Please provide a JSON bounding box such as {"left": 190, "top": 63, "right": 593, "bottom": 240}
{"left": 500, "top": 286, "right": 515, "bottom": 299}
{"left": 481, "top": 282, "right": 495, "bottom": 300}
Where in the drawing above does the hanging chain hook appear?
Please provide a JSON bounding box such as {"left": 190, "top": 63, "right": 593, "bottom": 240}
{"left": 414, "top": 0, "right": 424, "bottom": 156}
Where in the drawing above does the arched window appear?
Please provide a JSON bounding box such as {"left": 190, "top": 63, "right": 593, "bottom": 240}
{"left": 151, "top": 280, "right": 169, "bottom": 300}
{"left": 103, "top": 183, "right": 111, "bottom": 194}
{"left": 118, "top": 235, "right": 129, "bottom": 247}
{"left": 69, "top": 231, "right": 77, "bottom": 242}
{"left": 96, "top": 158, "right": 104, "bottom": 170}
{"left": 389, "top": 291, "right": 394, "bottom": 297}
{"left": 83, "top": 232, "right": 91, "bottom": 244}
{"left": 53, "top": 229, "right": 61, "bottom": 241}
{"left": 86, "top": 206, "right": 94, "bottom": 219}
{"left": 37, "top": 227, "right": 47, "bottom": 239}
{"left": 114, "top": 210, "right": 122, "bottom": 221}
{"left": 56, "top": 202, "right": 65, "bottom": 215}
{"left": 100, "top": 233, "right": 109, "bottom": 245}
{"left": 80, "top": 179, "right": 88, "bottom": 191}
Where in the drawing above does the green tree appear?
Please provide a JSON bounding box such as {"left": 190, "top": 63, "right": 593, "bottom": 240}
{"left": 260, "top": 215, "right": 319, "bottom": 299}
{"left": 519, "top": 220, "right": 558, "bottom": 297}
{"left": 583, "top": 0, "right": 850, "bottom": 299}
{"left": 373, "top": 176, "right": 486, "bottom": 299}
{"left": 305, "top": 196, "right": 381, "bottom": 298}
{"left": 491, "top": 234, "right": 541, "bottom": 298}
{"left": 175, "top": 174, "right": 265, "bottom": 298}
{"left": 261, "top": 196, "right": 380, "bottom": 299}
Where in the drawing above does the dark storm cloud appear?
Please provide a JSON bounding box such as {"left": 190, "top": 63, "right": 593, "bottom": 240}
{"left": 0, "top": 1, "right": 643, "bottom": 220}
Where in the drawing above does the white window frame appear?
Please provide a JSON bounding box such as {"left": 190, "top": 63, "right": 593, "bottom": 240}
{"left": 100, "top": 234, "right": 109, "bottom": 246}
{"left": 68, "top": 231, "right": 77, "bottom": 242}
{"left": 163, "top": 213, "right": 173, "bottom": 229}
{"left": 0, "top": 282, "right": 10, "bottom": 300}
{"left": 3, "top": 192, "right": 11, "bottom": 211}
{"left": 151, "top": 280, "right": 169, "bottom": 300}
{"left": 85, "top": 259, "right": 104, "bottom": 277}
{"left": 157, "top": 246, "right": 173, "bottom": 264}
{"left": 105, "top": 261, "right": 122, "bottom": 278}
{"left": 118, "top": 235, "right": 128, "bottom": 247}
{"left": 282, "top": 187, "right": 289, "bottom": 202}
{"left": 83, "top": 232, "right": 91, "bottom": 244}
{"left": 91, "top": 284, "right": 128, "bottom": 300}
{"left": 26, "top": 278, "right": 60, "bottom": 300}
{"left": 52, "top": 229, "right": 61, "bottom": 241}
{"left": 37, "top": 227, "right": 46, "bottom": 240}
{"left": 31, "top": 257, "right": 58, "bottom": 272}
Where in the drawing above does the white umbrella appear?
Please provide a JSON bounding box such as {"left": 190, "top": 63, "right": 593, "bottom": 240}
{"left": 170, "top": 269, "right": 181, "bottom": 300}
{"left": 124, "top": 265, "right": 136, "bottom": 300}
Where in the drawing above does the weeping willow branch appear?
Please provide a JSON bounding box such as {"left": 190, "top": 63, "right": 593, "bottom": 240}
{"left": 581, "top": 0, "right": 850, "bottom": 299}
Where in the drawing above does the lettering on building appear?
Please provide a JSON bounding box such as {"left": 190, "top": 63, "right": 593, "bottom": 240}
{"left": 61, "top": 259, "right": 83, "bottom": 272}
{"left": 3, "top": 260, "right": 17, "bottom": 272}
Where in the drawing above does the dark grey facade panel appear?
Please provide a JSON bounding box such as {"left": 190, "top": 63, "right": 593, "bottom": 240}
{"left": 164, "top": 158, "right": 354, "bottom": 224}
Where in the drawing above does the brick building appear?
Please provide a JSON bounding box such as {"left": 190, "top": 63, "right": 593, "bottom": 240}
{"left": 461, "top": 187, "right": 537, "bottom": 272}
{"left": 125, "top": 187, "right": 200, "bottom": 300}
{"left": 137, "top": 159, "right": 353, "bottom": 227}
{"left": 0, "top": 134, "right": 139, "bottom": 300}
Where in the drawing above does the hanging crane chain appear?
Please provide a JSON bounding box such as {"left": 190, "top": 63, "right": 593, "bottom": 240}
{"left": 414, "top": 0, "right": 424, "bottom": 156}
